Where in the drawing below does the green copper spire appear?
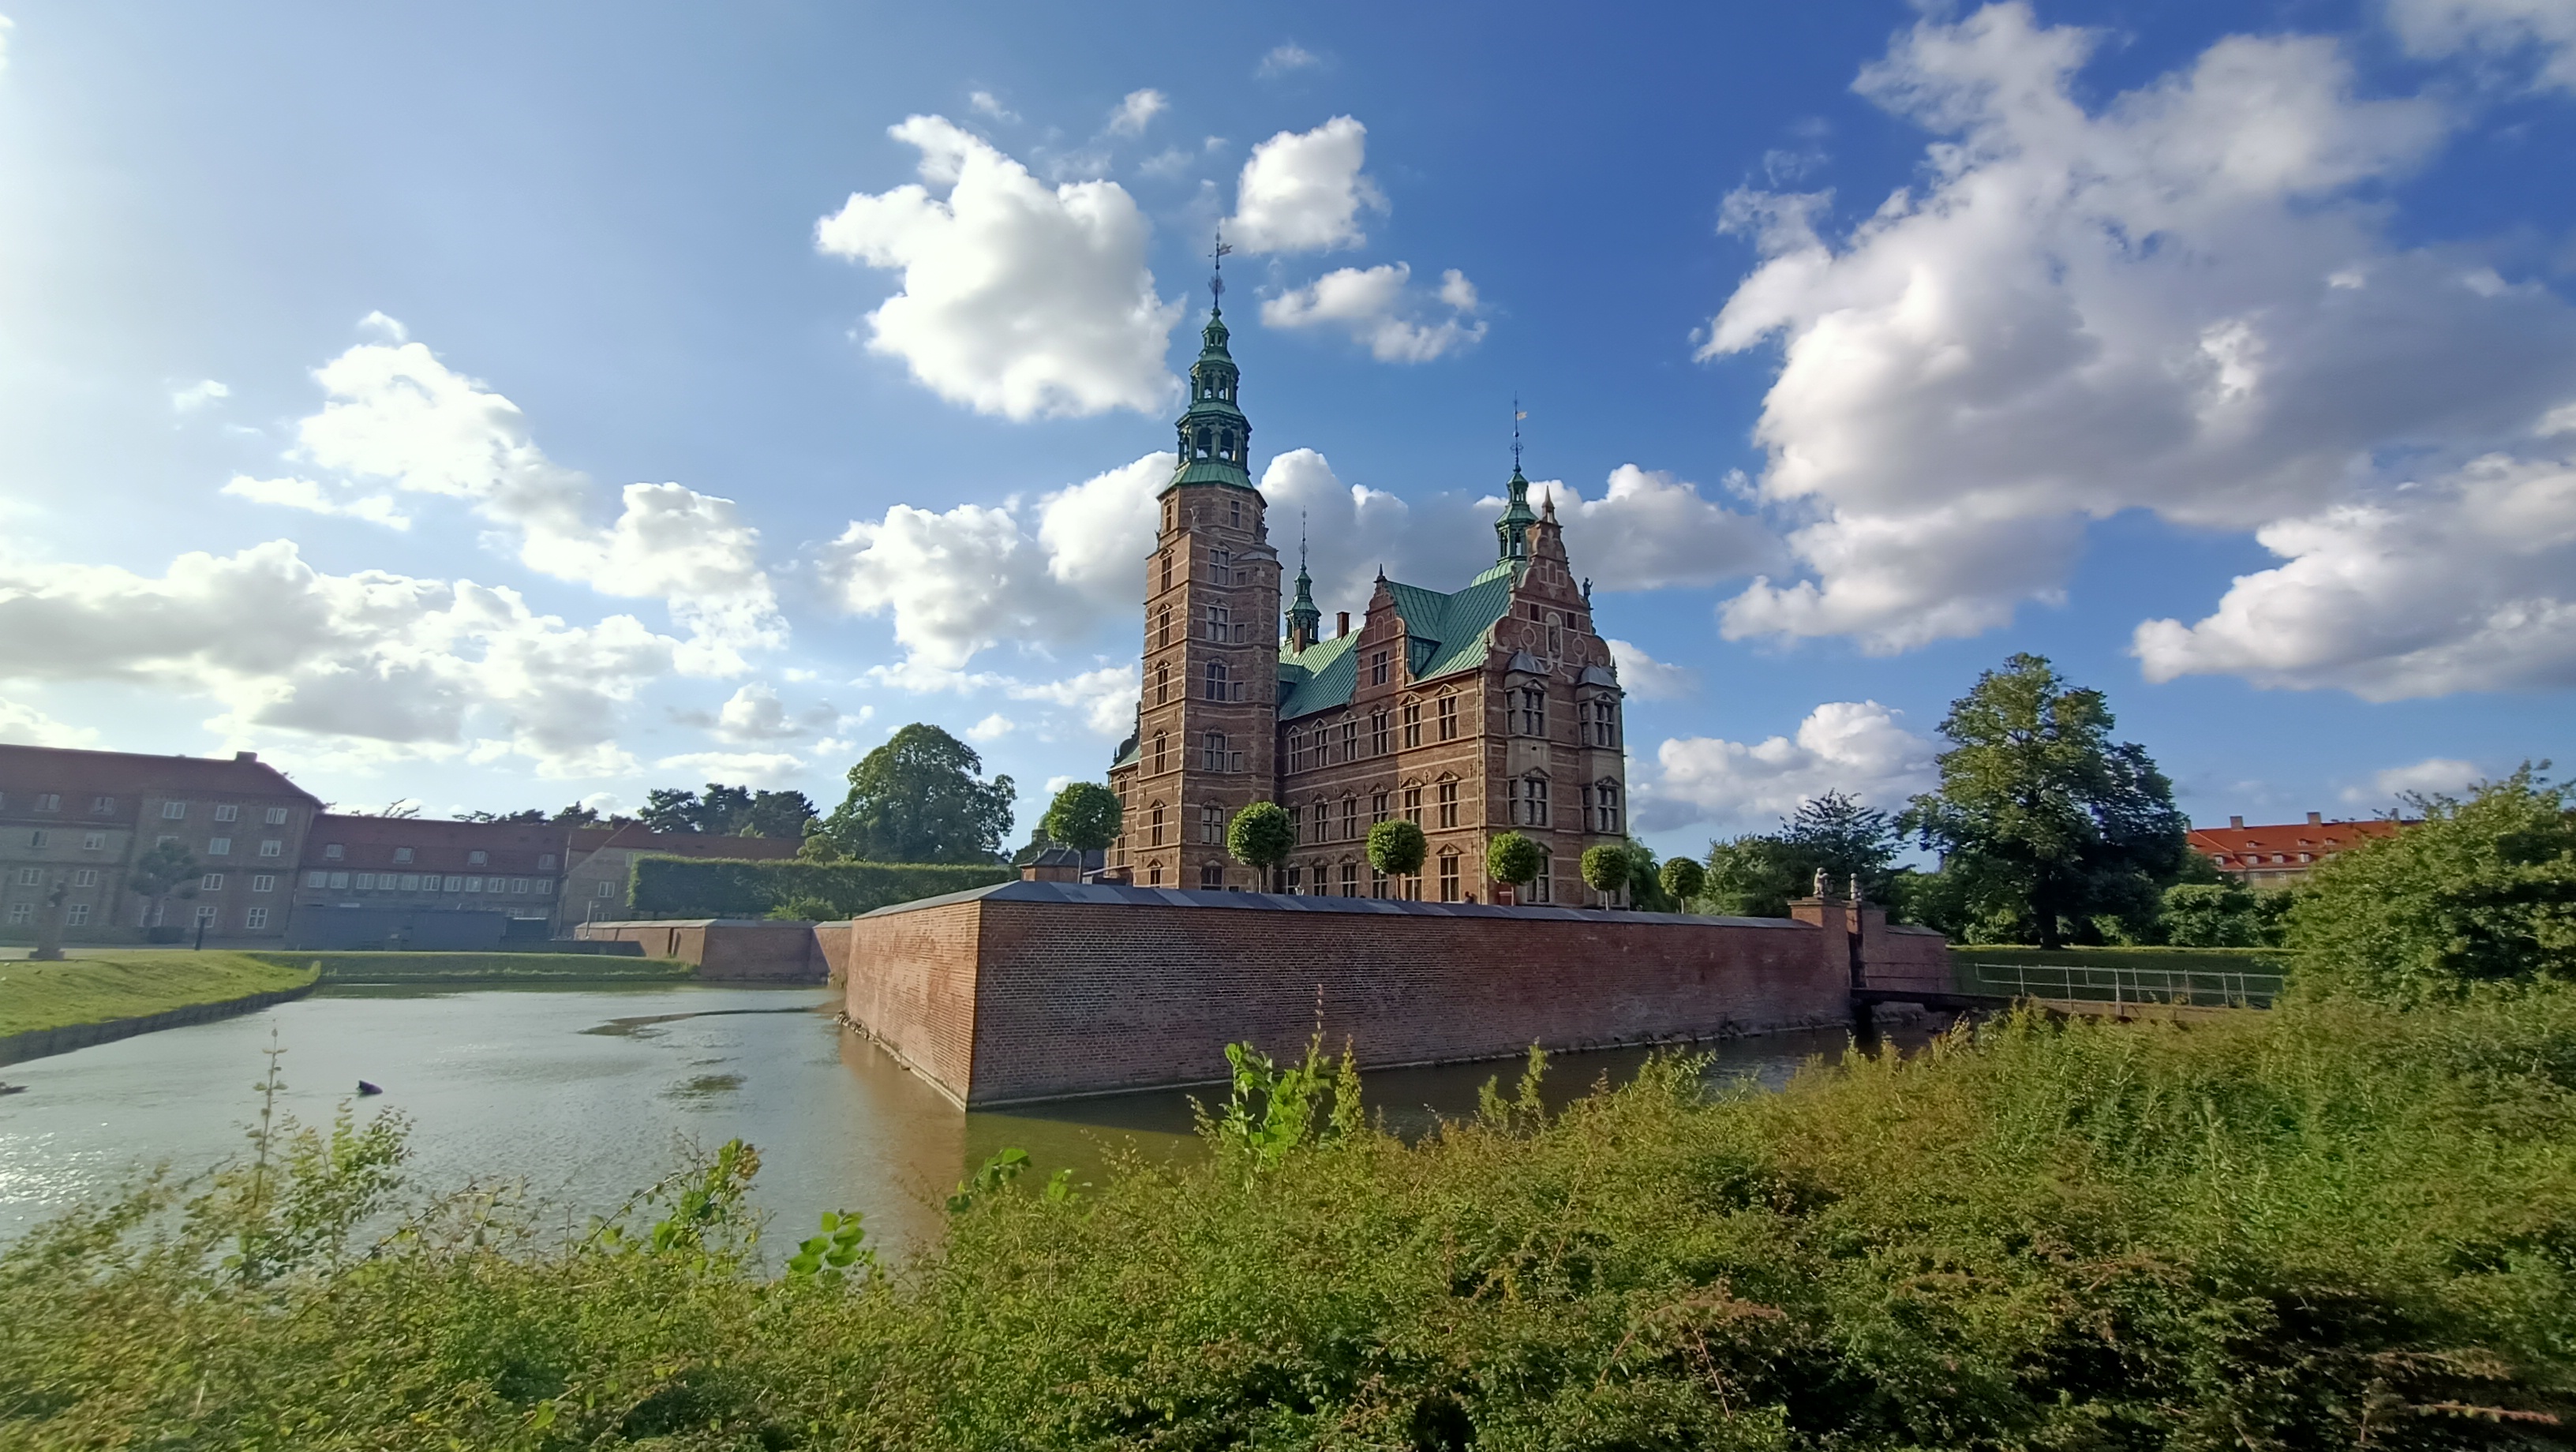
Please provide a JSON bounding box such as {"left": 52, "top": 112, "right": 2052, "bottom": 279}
{"left": 1166, "top": 234, "right": 1254, "bottom": 493}
{"left": 1494, "top": 401, "right": 1537, "bottom": 567}
{"left": 1285, "top": 522, "right": 1321, "bottom": 649}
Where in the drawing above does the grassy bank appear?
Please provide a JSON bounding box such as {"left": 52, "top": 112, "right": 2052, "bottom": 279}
{"left": 241, "top": 951, "right": 693, "bottom": 983}
{"left": 6, "top": 988, "right": 2573, "bottom": 1447}
{"left": 0, "top": 953, "right": 318, "bottom": 1038}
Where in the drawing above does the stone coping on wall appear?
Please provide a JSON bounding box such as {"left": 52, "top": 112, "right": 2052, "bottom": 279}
{"left": 855, "top": 878, "right": 1839, "bottom": 928}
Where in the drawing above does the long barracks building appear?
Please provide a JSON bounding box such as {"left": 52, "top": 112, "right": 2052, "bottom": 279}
{"left": 1106, "top": 298, "right": 1631, "bottom": 904}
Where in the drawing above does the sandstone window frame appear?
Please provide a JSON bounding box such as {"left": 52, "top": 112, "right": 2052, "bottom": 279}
{"left": 1340, "top": 860, "right": 1359, "bottom": 896}
{"left": 1402, "top": 699, "right": 1422, "bottom": 749}
{"left": 1149, "top": 803, "right": 1166, "bottom": 848}
{"left": 1204, "top": 660, "right": 1230, "bottom": 701}
{"left": 1436, "top": 692, "right": 1458, "bottom": 742}
{"left": 1200, "top": 862, "right": 1225, "bottom": 890}
{"left": 1527, "top": 851, "right": 1552, "bottom": 904}
{"left": 1156, "top": 664, "right": 1170, "bottom": 705}
{"left": 1158, "top": 606, "right": 1171, "bottom": 647}
{"left": 1517, "top": 686, "right": 1547, "bottom": 737}
{"left": 1437, "top": 849, "right": 1462, "bottom": 903}
{"left": 1402, "top": 784, "right": 1423, "bottom": 825}
{"left": 1370, "top": 711, "right": 1390, "bottom": 754}
{"left": 1371, "top": 791, "right": 1390, "bottom": 823}
{"left": 1200, "top": 803, "right": 1224, "bottom": 844}
{"left": 1371, "top": 649, "right": 1390, "bottom": 687}
{"left": 1153, "top": 733, "right": 1169, "bottom": 774}
{"left": 1436, "top": 777, "right": 1459, "bottom": 829}
{"left": 1515, "top": 773, "right": 1551, "bottom": 828}
{"left": 1339, "top": 719, "right": 1356, "bottom": 761}
{"left": 1341, "top": 796, "right": 1358, "bottom": 840}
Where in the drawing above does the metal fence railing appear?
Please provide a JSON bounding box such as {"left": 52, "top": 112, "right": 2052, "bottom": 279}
{"left": 1956, "top": 960, "right": 2284, "bottom": 1009}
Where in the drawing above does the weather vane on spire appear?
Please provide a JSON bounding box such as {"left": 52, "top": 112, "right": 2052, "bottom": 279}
{"left": 1300, "top": 511, "right": 1310, "bottom": 575}
{"left": 1512, "top": 396, "right": 1527, "bottom": 473}
{"left": 1210, "top": 229, "right": 1233, "bottom": 310}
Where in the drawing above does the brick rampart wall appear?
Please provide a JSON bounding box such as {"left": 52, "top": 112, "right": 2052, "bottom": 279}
{"left": 832, "top": 885, "right": 1867, "bottom": 1106}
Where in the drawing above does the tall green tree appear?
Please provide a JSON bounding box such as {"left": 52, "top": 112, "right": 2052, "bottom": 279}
{"left": 822, "top": 725, "right": 1017, "bottom": 864}
{"left": 1900, "top": 653, "right": 2188, "bottom": 949}
{"left": 1702, "top": 834, "right": 1814, "bottom": 918}
{"left": 1781, "top": 791, "right": 1900, "bottom": 898}
{"left": 640, "top": 784, "right": 817, "bottom": 839}
{"left": 2286, "top": 765, "right": 2576, "bottom": 1003}
{"left": 1040, "top": 782, "right": 1123, "bottom": 855}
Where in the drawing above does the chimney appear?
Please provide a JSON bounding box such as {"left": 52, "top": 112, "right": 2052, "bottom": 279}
{"left": 2307, "top": 810, "right": 2322, "bottom": 825}
{"left": 1335, "top": 611, "right": 1350, "bottom": 638}
{"left": 234, "top": 751, "right": 258, "bottom": 763}
{"left": 2229, "top": 815, "right": 2244, "bottom": 829}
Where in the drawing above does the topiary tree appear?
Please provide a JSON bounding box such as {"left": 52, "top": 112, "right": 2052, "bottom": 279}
{"left": 1581, "top": 844, "right": 1631, "bottom": 907}
{"left": 1226, "top": 802, "right": 1295, "bottom": 886}
{"left": 1486, "top": 832, "right": 1543, "bottom": 900}
{"left": 1659, "top": 856, "right": 1705, "bottom": 912}
{"left": 1041, "top": 781, "right": 1122, "bottom": 856}
{"left": 1367, "top": 819, "right": 1428, "bottom": 883}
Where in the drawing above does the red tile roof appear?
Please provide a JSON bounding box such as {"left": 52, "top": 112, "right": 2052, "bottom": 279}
{"left": 2187, "top": 818, "right": 2403, "bottom": 868}
{"left": 0, "top": 744, "right": 320, "bottom": 824}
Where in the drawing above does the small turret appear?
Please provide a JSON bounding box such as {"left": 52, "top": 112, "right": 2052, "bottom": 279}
{"left": 1286, "top": 530, "right": 1321, "bottom": 652}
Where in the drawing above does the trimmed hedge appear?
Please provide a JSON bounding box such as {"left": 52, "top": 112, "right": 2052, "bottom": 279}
{"left": 244, "top": 952, "right": 692, "bottom": 982}
{"left": 628, "top": 856, "right": 1013, "bottom": 920}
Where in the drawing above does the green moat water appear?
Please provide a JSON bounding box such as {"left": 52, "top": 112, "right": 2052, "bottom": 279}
{"left": 0, "top": 982, "right": 1934, "bottom": 1258}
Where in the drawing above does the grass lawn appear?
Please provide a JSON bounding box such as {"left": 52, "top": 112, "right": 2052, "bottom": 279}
{"left": 239, "top": 951, "right": 693, "bottom": 982}
{"left": 0, "top": 952, "right": 319, "bottom": 1038}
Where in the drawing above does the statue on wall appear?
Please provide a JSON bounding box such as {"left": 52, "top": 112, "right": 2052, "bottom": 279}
{"left": 1813, "top": 867, "right": 1831, "bottom": 900}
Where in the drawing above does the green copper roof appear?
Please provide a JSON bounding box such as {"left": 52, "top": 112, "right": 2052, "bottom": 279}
{"left": 1275, "top": 563, "right": 1518, "bottom": 721}
{"left": 1493, "top": 466, "right": 1538, "bottom": 567}
{"left": 1165, "top": 307, "right": 1254, "bottom": 492}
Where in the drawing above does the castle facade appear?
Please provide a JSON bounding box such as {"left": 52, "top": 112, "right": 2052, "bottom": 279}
{"left": 1106, "top": 305, "right": 1630, "bottom": 904}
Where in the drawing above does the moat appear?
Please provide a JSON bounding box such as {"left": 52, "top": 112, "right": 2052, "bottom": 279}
{"left": 0, "top": 982, "right": 1938, "bottom": 1258}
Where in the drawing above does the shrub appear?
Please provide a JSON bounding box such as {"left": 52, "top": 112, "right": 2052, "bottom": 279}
{"left": 1580, "top": 843, "right": 1630, "bottom": 901}
{"left": 2285, "top": 764, "right": 2576, "bottom": 1003}
{"left": 1485, "top": 831, "right": 1542, "bottom": 890}
{"left": 1366, "top": 818, "right": 1427, "bottom": 878}
{"left": 1658, "top": 855, "right": 1705, "bottom": 908}
{"left": 629, "top": 856, "right": 1012, "bottom": 919}
{"left": 1225, "top": 802, "right": 1294, "bottom": 875}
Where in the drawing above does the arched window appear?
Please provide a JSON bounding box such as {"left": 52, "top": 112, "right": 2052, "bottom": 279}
{"left": 1204, "top": 659, "right": 1230, "bottom": 701}
{"left": 1152, "top": 733, "right": 1167, "bottom": 774}
{"left": 1157, "top": 605, "right": 1171, "bottom": 647}
{"left": 1194, "top": 428, "right": 1211, "bottom": 459}
{"left": 1159, "top": 552, "right": 1172, "bottom": 593}
{"left": 1148, "top": 802, "right": 1167, "bottom": 848}
{"left": 1220, "top": 429, "right": 1235, "bottom": 459}
{"left": 1155, "top": 664, "right": 1170, "bottom": 705}
{"left": 1148, "top": 859, "right": 1164, "bottom": 886}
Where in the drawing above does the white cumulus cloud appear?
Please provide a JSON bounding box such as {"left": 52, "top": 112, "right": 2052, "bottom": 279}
{"left": 0, "top": 541, "right": 691, "bottom": 777}
{"left": 1536, "top": 465, "right": 1779, "bottom": 592}
{"left": 1261, "top": 263, "right": 1487, "bottom": 361}
{"left": 817, "top": 452, "right": 1171, "bottom": 672}
{"left": 222, "top": 475, "right": 411, "bottom": 530}
{"left": 1258, "top": 43, "right": 1320, "bottom": 77}
{"left": 1226, "top": 116, "right": 1383, "bottom": 254}
{"left": 2388, "top": 0, "right": 2576, "bottom": 92}
{"left": 2133, "top": 450, "right": 2576, "bottom": 698}
{"left": 1106, "top": 88, "right": 1166, "bottom": 137}
{"left": 1637, "top": 702, "right": 1935, "bottom": 833}
{"left": 1699, "top": 3, "right": 2576, "bottom": 673}
{"left": 2343, "top": 756, "right": 2485, "bottom": 806}
{"left": 815, "top": 115, "right": 1182, "bottom": 420}
{"left": 170, "top": 379, "right": 229, "bottom": 413}
{"left": 0, "top": 694, "right": 99, "bottom": 748}
{"left": 965, "top": 712, "right": 1016, "bottom": 743}
{"left": 1605, "top": 639, "right": 1698, "bottom": 701}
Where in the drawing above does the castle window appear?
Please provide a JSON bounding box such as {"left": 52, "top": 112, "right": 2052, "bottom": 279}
{"left": 1200, "top": 863, "right": 1225, "bottom": 890}
{"left": 1516, "top": 775, "right": 1551, "bottom": 828}
{"left": 1402, "top": 786, "right": 1423, "bottom": 824}
{"left": 1518, "top": 687, "right": 1547, "bottom": 737}
{"left": 1203, "top": 732, "right": 1229, "bottom": 771}
{"left": 1310, "top": 801, "right": 1331, "bottom": 841}
{"left": 1153, "top": 733, "right": 1168, "bottom": 774}
{"left": 1402, "top": 701, "right": 1422, "bottom": 749}
{"left": 1370, "top": 711, "right": 1390, "bottom": 754}
{"left": 1370, "top": 864, "right": 1388, "bottom": 898}
{"left": 1438, "top": 851, "right": 1461, "bottom": 903}
{"left": 1156, "top": 664, "right": 1170, "bottom": 705}
{"left": 1200, "top": 804, "right": 1223, "bottom": 844}
{"left": 1436, "top": 693, "right": 1458, "bottom": 741}
{"left": 1282, "top": 866, "right": 1301, "bottom": 895}
{"left": 1527, "top": 852, "right": 1552, "bottom": 904}
{"left": 1194, "top": 428, "right": 1211, "bottom": 459}
{"left": 1204, "top": 603, "right": 1230, "bottom": 641}
{"left": 1204, "top": 660, "right": 1230, "bottom": 701}
{"left": 1230, "top": 497, "right": 1242, "bottom": 528}
{"left": 1161, "top": 553, "right": 1172, "bottom": 592}
{"left": 1340, "top": 720, "right": 1356, "bottom": 760}
{"left": 1371, "top": 650, "right": 1390, "bottom": 687}
{"left": 1371, "top": 791, "right": 1390, "bottom": 823}
{"left": 1286, "top": 730, "right": 1301, "bottom": 770}
{"left": 1149, "top": 804, "right": 1166, "bottom": 848}
{"left": 1342, "top": 797, "right": 1357, "bottom": 840}
{"left": 1340, "top": 862, "right": 1358, "bottom": 896}
{"left": 1158, "top": 606, "right": 1171, "bottom": 647}
{"left": 1592, "top": 781, "right": 1622, "bottom": 835}
{"left": 1148, "top": 860, "right": 1164, "bottom": 886}
{"left": 1220, "top": 430, "right": 1235, "bottom": 459}
{"left": 1436, "top": 780, "right": 1458, "bottom": 829}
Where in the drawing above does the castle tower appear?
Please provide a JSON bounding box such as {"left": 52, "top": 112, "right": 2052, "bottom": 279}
{"left": 1285, "top": 535, "right": 1321, "bottom": 653}
{"left": 1127, "top": 272, "right": 1279, "bottom": 891}
{"left": 1494, "top": 465, "right": 1538, "bottom": 569}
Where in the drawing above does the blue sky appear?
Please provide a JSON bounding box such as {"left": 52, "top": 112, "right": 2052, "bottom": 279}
{"left": 1, "top": 0, "right": 2570, "bottom": 857}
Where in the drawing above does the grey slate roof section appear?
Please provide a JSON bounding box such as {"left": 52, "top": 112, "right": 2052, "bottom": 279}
{"left": 857, "top": 877, "right": 1812, "bottom": 929}
{"left": 1578, "top": 664, "right": 1619, "bottom": 687}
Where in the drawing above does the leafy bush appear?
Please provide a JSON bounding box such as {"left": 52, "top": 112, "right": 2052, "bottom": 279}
{"left": 1366, "top": 818, "right": 1427, "bottom": 878}
{"left": 1658, "top": 855, "right": 1705, "bottom": 908}
{"left": 628, "top": 856, "right": 1011, "bottom": 919}
{"left": 2286, "top": 765, "right": 2576, "bottom": 1004}
{"left": 1485, "top": 830, "right": 1542, "bottom": 889}
{"left": 2159, "top": 879, "right": 2290, "bottom": 947}
{"left": 9, "top": 992, "right": 2576, "bottom": 1447}
{"left": 1580, "top": 842, "right": 1630, "bottom": 900}
{"left": 1225, "top": 802, "right": 1294, "bottom": 874}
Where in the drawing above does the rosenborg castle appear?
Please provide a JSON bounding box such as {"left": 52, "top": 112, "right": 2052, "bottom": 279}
{"left": 1107, "top": 301, "right": 1632, "bottom": 904}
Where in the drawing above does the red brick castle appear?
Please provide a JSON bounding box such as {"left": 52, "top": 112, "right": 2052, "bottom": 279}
{"left": 1106, "top": 294, "right": 1631, "bottom": 903}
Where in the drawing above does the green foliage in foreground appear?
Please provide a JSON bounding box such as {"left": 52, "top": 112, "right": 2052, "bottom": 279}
{"left": 2286, "top": 764, "right": 2576, "bottom": 1004}
{"left": 241, "top": 952, "right": 692, "bottom": 983}
{"left": 13, "top": 993, "right": 2576, "bottom": 1448}
{"left": 1952, "top": 944, "right": 2287, "bottom": 977}
{"left": 627, "top": 856, "right": 1011, "bottom": 919}
{"left": 0, "top": 953, "right": 315, "bottom": 1038}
